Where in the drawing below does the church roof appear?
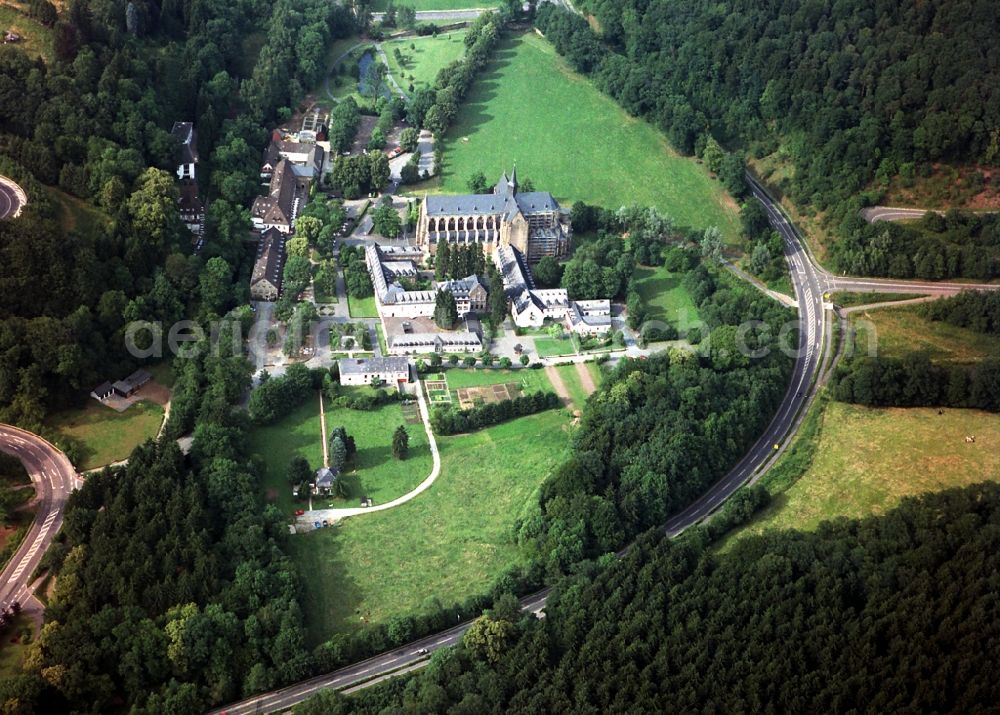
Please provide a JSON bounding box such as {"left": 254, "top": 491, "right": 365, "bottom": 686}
{"left": 425, "top": 194, "right": 510, "bottom": 216}
{"left": 515, "top": 192, "right": 560, "bottom": 214}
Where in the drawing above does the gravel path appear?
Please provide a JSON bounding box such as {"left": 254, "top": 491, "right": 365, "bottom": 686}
{"left": 575, "top": 362, "right": 597, "bottom": 396}
{"left": 545, "top": 365, "right": 573, "bottom": 409}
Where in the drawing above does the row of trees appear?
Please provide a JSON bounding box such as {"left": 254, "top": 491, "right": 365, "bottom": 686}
{"left": 326, "top": 98, "right": 361, "bottom": 154}
{"left": 434, "top": 241, "right": 487, "bottom": 281}
{"left": 832, "top": 211, "right": 1000, "bottom": 280}
{"left": 922, "top": 290, "right": 1000, "bottom": 335}
{"left": 833, "top": 354, "right": 1000, "bottom": 412}
{"left": 329, "top": 482, "right": 1000, "bottom": 713}
{"left": 340, "top": 245, "right": 374, "bottom": 299}
{"left": 406, "top": 12, "right": 505, "bottom": 134}
{"left": 430, "top": 392, "right": 561, "bottom": 435}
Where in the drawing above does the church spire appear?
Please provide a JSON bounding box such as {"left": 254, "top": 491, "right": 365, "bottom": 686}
{"left": 509, "top": 163, "right": 517, "bottom": 194}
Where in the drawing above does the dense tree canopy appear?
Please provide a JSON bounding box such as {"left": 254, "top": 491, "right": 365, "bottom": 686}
{"left": 331, "top": 482, "right": 1000, "bottom": 713}
{"left": 535, "top": 1, "right": 1000, "bottom": 278}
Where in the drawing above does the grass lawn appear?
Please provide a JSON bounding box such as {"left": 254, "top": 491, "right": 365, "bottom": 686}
{"left": 47, "top": 186, "right": 110, "bottom": 236}
{"left": 632, "top": 265, "right": 702, "bottom": 329}
{"left": 724, "top": 402, "right": 1000, "bottom": 544}
{"left": 441, "top": 367, "right": 552, "bottom": 393}
{"left": 347, "top": 294, "right": 379, "bottom": 318}
{"left": 252, "top": 394, "right": 433, "bottom": 515}
{"left": 48, "top": 401, "right": 165, "bottom": 471}
{"left": 288, "top": 409, "right": 572, "bottom": 643}
{"left": 433, "top": 34, "right": 740, "bottom": 240}
{"left": 382, "top": 31, "right": 465, "bottom": 94}
{"left": 534, "top": 336, "right": 576, "bottom": 358}
{"left": 848, "top": 305, "right": 1000, "bottom": 364}
{"left": 252, "top": 399, "right": 325, "bottom": 515}
{"left": 0, "top": 5, "right": 52, "bottom": 63}
{"left": 0, "top": 613, "right": 33, "bottom": 678}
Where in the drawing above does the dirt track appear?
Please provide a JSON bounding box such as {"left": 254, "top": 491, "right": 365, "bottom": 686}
{"left": 545, "top": 365, "right": 573, "bottom": 409}
{"left": 576, "top": 362, "right": 597, "bottom": 396}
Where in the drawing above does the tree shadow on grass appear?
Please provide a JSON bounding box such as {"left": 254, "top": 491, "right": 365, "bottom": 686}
{"left": 288, "top": 529, "right": 368, "bottom": 646}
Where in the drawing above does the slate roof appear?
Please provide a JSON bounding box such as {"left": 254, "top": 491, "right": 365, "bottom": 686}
{"left": 251, "top": 158, "right": 296, "bottom": 226}
{"left": 425, "top": 193, "right": 516, "bottom": 217}
{"left": 338, "top": 357, "right": 410, "bottom": 376}
{"left": 112, "top": 369, "right": 152, "bottom": 395}
{"left": 251, "top": 228, "right": 286, "bottom": 289}
{"left": 315, "top": 467, "right": 338, "bottom": 488}
{"left": 515, "top": 192, "right": 560, "bottom": 214}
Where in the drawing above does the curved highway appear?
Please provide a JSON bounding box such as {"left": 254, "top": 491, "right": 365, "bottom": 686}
{"left": 208, "top": 175, "right": 832, "bottom": 715}
{"left": 0, "top": 176, "right": 26, "bottom": 220}
{"left": 0, "top": 425, "right": 78, "bottom": 616}
{"left": 211, "top": 172, "right": 1000, "bottom": 714}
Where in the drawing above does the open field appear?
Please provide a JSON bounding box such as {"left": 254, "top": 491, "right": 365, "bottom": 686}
{"left": 633, "top": 266, "right": 702, "bottom": 328}
{"left": 347, "top": 295, "right": 379, "bottom": 318}
{"left": 288, "top": 409, "right": 572, "bottom": 643}
{"left": 252, "top": 394, "right": 432, "bottom": 514}
{"left": 726, "top": 402, "right": 1000, "bottom": 543}
{"left": 382, "top": 31, "right": 465, "bottom": 93}
{"left": 431, "top": 34, "right": 739, "bottom": 239}
{"left": 848, "top": 305, "right": 1000, "bottom": 364}
{"left": 48, "top": 400, "right": 165, "bottom": 471}
{"left": 0, "top": 4, "right": 53, "bottom": 63}
{"left": 440, "top": 367, "right": 552, "bottom": 393}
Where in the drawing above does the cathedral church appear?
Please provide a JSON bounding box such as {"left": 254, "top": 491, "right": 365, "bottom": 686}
{"left": 415, "top": 168, "right": 571, "bottom": 263}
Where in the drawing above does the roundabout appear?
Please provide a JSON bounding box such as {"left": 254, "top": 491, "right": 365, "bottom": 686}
{"left": 0, "top": 175, "right": 27, "bottom": 219}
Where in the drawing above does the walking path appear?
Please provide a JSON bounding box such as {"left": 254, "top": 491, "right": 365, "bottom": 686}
{"left": 296, "top": 379, "right": 440, "bottom": 526}
{"left": 841, "top": 295, "right": 941, "bottom": 314}
{"left": 575, "top": 361, "right": 597, "bottom": 395}
{"left": 544, "top": 365, "right": 573, "bottom": 409}
{"left": 319, "top": 391, "right": 329, "bottom": 467}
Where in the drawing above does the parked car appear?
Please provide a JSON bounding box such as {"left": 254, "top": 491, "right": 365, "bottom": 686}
{"left": 294, "top": 509, "right": 305, "bottom": 516}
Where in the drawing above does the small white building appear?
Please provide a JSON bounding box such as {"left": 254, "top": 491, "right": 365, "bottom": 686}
{"left": 338, "top": 357, "right": 411, "bottom": 386}
{"left": 387, "top": 331, "right": 483, "bottom": 356}
{"left": 511, "top": 288, "right": 570, "bottom": 328}
{"left": 566, "top": 299, "right": 613, "bottom": 337}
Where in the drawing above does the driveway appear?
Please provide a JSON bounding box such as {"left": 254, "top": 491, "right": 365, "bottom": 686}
{"left": 389, "top": 129, "right": 436, "bottom": 181}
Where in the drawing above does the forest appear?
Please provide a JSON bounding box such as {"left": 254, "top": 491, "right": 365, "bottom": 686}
{"left": 535, "top": 1, "right": 1000, "bottom": 278}
{"left": 522, "top": 262, "right": 794, "bottom": 574}
{"left": 315, "top": 482, "right": 1000, "bottom": 713}
{"left": 832, "top": 354, "right": 1000, "bottom": 411}
{"left": 0, "top": 0, "right": 354, "bottom": 427}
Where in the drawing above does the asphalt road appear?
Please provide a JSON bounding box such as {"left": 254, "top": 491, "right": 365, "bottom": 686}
{"left": 0, "top": 178, "right": 25, "bottom": 220}
{"left": 0, "top": 425, "right": 78, "bottom": 616}
{"left": 206, "top": 591, "right": 548, "bottom": 715}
